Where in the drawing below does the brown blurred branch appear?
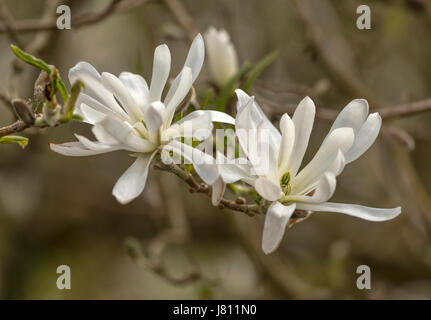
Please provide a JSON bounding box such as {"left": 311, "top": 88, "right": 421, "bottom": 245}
{"left": 0, "top": 0, "right": 155, "bottom": 34}
{"left": 162, "top": 0, "right": 199, "bottom": 41}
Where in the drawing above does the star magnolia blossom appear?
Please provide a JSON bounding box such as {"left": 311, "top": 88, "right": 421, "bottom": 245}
{"left": 214, "top": 89, "right": 401, "bottom": 254}
{"left": 204, "top": 27, "right": 239, "bottom": 86}
{"left": 50, "top": 34, "right": 234, "bottom": 204}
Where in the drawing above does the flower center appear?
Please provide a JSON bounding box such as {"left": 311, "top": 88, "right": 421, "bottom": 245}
{"left": 280, "top": 172, "right": 291, "bottom": 195}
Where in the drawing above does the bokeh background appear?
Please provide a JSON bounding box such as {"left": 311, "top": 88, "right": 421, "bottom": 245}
{"left": 0, "top": 0, "right": 431, "bottom": 299}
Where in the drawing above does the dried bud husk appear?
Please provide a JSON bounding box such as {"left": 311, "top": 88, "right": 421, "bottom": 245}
{"left": 34, "top": 70, "right": 50, "bottom": 104}
{"left": 12, "top": 98, "right": 35, "bottom": 125}
{"left": 42, "top": 101, "right": 61, "bottom": 126}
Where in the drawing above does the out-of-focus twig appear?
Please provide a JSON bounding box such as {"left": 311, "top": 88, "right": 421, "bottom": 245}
{"left": 161, "top": 0, "right": 199, "bottom": 41}
{"left": 0, "top": 0, "right": 155, "bottom": 33}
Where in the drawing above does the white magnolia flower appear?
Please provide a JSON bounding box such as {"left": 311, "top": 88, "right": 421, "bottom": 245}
{"left": 50, "top": 34, "right": 234, "bottom": 204}
{"left": 204, "top": 27, "right": 239, "bottom": 87}
{"left": 215, "top": 89, "right": 401, "bottom": 254}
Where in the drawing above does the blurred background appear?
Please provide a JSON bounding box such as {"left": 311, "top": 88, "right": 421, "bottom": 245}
{"left": 0, "top": 0, "right": 431, "bottom": 299}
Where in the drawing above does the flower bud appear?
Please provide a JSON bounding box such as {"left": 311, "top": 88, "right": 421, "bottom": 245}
{"left": 204, "top": 27, "right": 239, "bottom": 87}
{"left": 12, "top": 98, "right": 35, "bottom": 125}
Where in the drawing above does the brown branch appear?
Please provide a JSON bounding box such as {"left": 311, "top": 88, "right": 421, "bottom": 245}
{"left": 379, "top": 98, "right": 431, "bottom": 120}
{"left": 162, "top": 0, "right": 198, "bottom": 41}
{"left": 0, "top": 0, "right": 154, "bottom": 34}
{"left": 0, "top": 120, "right": 29, "bottom": 138}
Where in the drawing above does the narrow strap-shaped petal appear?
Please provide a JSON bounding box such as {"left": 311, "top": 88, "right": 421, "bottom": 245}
{"left": 144, "top": 101, "right": 165, "bottom": 133}
{"left": 163, "top": 67, "right": 193, "bottom": 129}
{"left": 296, "top": 202, "right": 402, "bottom": 222}
{"left": 176, "top": 110, "right": 235, "bottom": 125}
{"left": 164, "top": 34, "right": 204, "bottom": 106}
{"left": 262, "top": 202, "right": 296, "bottom": 254}
{"left": 345, "top": 112, "right": 382, "bottom": 163}
{"left": 101, "top": 72, "right": 144, "bottom": 121}
{"left": 285, "top": 172, "right": 336, "bottom": 203}
{"left": 278, "top": 113, "right": 295, "bottom": 177}
{"left": 292, "top": 127, "right": 354, "bottom": 194}
{"left": 216, "top": 151, "right": 254, "bottom": 184}
{"left": 78, "top": 93, "right": 128, "bottom": 123}
{"left": 50, "top": 141, "right": 115, "bottom": 156}
{"left": 112, "top": 151, "right": 158, "bottom": 204}
{"left": 289, "top": 96, "right": 316, "bottom": 177}
{"left": 74, "top": 134, "right": 120, "bottom": 152}
{"left": 148, "top": 44, "right": 171, "bottom": 103}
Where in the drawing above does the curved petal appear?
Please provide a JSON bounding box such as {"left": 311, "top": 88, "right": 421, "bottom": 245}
{"left": 74, "top": 134, "right": 120, "bottom": 152}
{"left": 292, "top": 127, "right": 354, "bottom": 194}
{"left": 289, "top": 96, "right": 316, "bottom": 177}
{"left": 144, "top": 101, "right": 165, "bottom": 133}
{"left": 68, "top": 62, "right": 126, "bottom": 117}
{"left": 211, "top": 177, "right": 226, "bottom": 206}
{"left": 345, "top": 112, "right": 382, "bottom": 163}
{"left": 176, "top": 110, "right": 235, "bottom": 125}
{"left": 216, "top": 151, "right": 254, "bottom": 184}
{"left": 255, "top": 176, "right": 283, "bottom": 201}
{"left": 328, "top": 99, "right": 369, "bottom": 134}
{"left": 296, "top": 202, "right": 401, "bottom": 222}
{"left": 112, "top": 151, "right": 158, "bottom": 204}
{"left": 148, "top": 44, "right": 171, "bottom": 103}
{"left": 163, "top": 66, "right": 193, "bottom": 129}
{"left": 119, "top": 72, "right": 149, "bottom": 112}
{"left": 262, "top": 202, "right": 296, "bottom": 254}
{"left": 286, "top": 172, "right": 336, "bottom": 203}
{"left": 78, "top": 93, "right": 127, "bottom": 123}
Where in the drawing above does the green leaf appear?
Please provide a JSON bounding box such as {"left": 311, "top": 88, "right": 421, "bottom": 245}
{"left": 242, "top": 50, "right": 279, "bottom": 93}
{"left": 10, "top": 45, "right": 51, "bottom": 73}
{"left": 215, "top": 63, "right": 252, "bottom": 111}
{"left": 0, "top": 135, "right": 29, "bottom": 148}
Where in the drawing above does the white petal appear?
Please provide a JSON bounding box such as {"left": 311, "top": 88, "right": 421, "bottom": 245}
{"left": 176, "top": 110, "right": 235, "bottom": 125}
{"left": 164, "top": 140, "right": 218, "bottom": 185}
{"left": 211, "top": 177, "right": 226, "bottom": 206}
{"left": 182, "top": 33, "right": 205, "bottom": 83}
{"left": 286, "top": 172, "right": 336, "bottom": 203}
{"left": 329, "top": 99, "right": 369, "bottom": 134}
{"left": 74, "top": 134, "right": 120, "bottom": 152}
{"left": 101, "top": 72, "right": 144, "bottom": 121}
{"left": 278, "top": 113, "right": 295, "bottom": 177}
{"left": 289, "top": 96, "right": 316, "bottom": 177}
{"left": 292, "top": 127, "right": 354, "bottom": 194}
{"left": 92, "top": 123, "right": 118, "bottom": 145}
{"left": 163, "top": 67, "right": 193, "bottom": 129}
{"left": 327, "top": 149, "right": 346, "bottom": 177}
{"left": 148, "top": 44, "right": 171, "bottom": 103}
{"left": 50, "top": 141, "right": 111, "bottom": 156}
{"left": 216, "top": 151, "right": 253, "bottom": 184}
{"left": 256, "top": 120, "right": 279, "bottom": 181}
{"left": 112, "top": 151, "right": 158, "bottom": 204}
{"left": 119, "top": 72, "right": 149, "bottom": 111}
{"left": 68, "top": 62, "right": 126, "bottom": 117}
{"left": 144, "top": 101, "right": 165, "bottom": 133}
{"left": 79, "top": 103, "right": 105, "bottom": 124}
{"left": 100, "top": 117, "right": 155, "bottom": 152}
{"left": 255, "top": 176, "right": 283, "bottom": 201}
{"left": 345, "top": 112, "right": 382, "bottom": 163}
{"left": 262, "top": 202, "right": 296, "bottom": 254}
{"left": 78, "top": 93, "right": 127, "bottom": 122}
{"left": 296, "top": 202, "right": 402, "bottom": 222}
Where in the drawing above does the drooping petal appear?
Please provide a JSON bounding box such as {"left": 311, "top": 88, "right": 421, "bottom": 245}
{"left": 296, "top": 202, "right": 402, "bottom": 222}
{"left": 278, "top": 113, "right": 295, "bottom": 177}
{"left": 344, "top": 112, "right": 382, "bottom": 163}
{"left": 289, "top": 96, "right": 316, "bottom": 177}
{"left": 112, "top": 151, "right": 158, "bottom": 204}
{"left": 211, "top": 177, "right": 226, "bottom": 206}
{"left": 101, "top": 72, "right": 144, "bottom": 121}
{"left": 50, "top": 141, "right": 113, "bottom": 156}
{"left": 255, "top": 176, "right": 283, "bottom": 201}
{"left": 216, "top": 151, "right": 254, "bottom": 184}
{"left": 119, "top": 72, "right": 149, "bottom": 112}
{"left": 68, "top": 62, "right": 126, "bottom": 117}
{"left": 163, "top": 66, "right": 193, "bottom": 129}
{"left": 148, "top": 44, "right": 171, "bottom": 103}
{"left": 262, "top": 202, "right": 296, "bottom": 254}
